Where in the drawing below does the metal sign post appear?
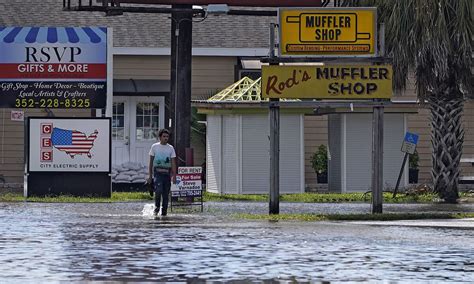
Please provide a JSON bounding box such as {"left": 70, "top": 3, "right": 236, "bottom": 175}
{"left": 393, "top": 132, "right": 419, "bottom": 198}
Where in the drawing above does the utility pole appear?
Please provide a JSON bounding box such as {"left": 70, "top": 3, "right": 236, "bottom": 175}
{"left": 170, "top": 4, "right": 193, "bottom": 166}
{"left": 269, "top": 23, "right": 279, "bottom": 215}
{"left": 371, "top": 23, "right": 385, "bottom": 214}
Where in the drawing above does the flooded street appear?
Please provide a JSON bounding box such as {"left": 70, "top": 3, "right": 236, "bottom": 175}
{"left": 0, "top": 202, "right": 473, "bottom": 282}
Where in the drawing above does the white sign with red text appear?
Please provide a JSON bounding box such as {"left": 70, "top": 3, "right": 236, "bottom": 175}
{"left": 28, "top": 118, "right": 111, "bottom": 172}
{"left": 173, "top": 167, "right": 202, "bottom": 197}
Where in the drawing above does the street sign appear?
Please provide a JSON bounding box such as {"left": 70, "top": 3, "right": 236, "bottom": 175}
{"left": 279, "top": 8, "right": 377, "bottom": 57}
{"left": 401, "top": 132, "right": 419, "bottom": 154}
{"left": 261, "top": 65, "right": 392, "bottom": 99}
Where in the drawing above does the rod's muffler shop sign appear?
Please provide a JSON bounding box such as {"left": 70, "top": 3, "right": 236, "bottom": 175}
{"left": 0, "top": 27, "right": 107, "bottom": 109}
{"left": 261, "top": 65, "right": 392, "bottom": 100}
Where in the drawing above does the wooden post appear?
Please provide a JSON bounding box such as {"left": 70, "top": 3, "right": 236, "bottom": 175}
{"left": 269, "top": 99, "right": 280, "bottom": 214}
{"left": 170, "top": 5, "right": 192, "bottom": 166}
{"left": 185, "top": 147, "right": 194, "bottom": 166}
{"left": 268, "top": 23, "right": 279, "bottom": 215}
{"left": 372, "top": 105, "right": 384, "bottom": 213}
{"left": 371, "top": 23, "right": 386, "bottom": 214}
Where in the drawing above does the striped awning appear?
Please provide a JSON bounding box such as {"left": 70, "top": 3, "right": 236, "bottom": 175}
{"left": 0, "top": 27, "right": 106, "bottom": 44}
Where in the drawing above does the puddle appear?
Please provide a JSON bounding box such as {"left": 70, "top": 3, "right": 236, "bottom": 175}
{"left": 0, "top": 202, "right": 473, "bottom": 282}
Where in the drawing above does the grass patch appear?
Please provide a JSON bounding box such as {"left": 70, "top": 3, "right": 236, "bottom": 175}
{"left": 204, "top": 192, "right": 267, "bottom": 202}
{"left": 0, "top": 192, "right": 153, "bottom": 203}
{"left": 0, "top": 191, "right": 471, "bottom": 204}
{"left": 204, "top": 191, "right": 439, "bottom": 203}
{"left": 0, "top": 193, "right": 25, "bottom": 202}
{"left": 235, "top": 212, "right": 474, "bottom": 222}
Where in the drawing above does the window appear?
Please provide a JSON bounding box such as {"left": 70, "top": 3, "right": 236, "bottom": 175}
{"left": 112, "top": 102, "right": 125, "bottom": 140}
{"left": 136, "top": 102, "right": 160, "bottom": 141}
{"left": 238, "top": 58, "right": 265, "bottom": 80}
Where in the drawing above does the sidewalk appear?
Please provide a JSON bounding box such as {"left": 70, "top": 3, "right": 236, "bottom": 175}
{"left": 349, "top": 218, "right": 474, "bottom": 229}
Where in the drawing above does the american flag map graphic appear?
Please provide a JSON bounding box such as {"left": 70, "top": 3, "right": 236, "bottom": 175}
{"left": 51, "top": 127, "right": 98, "bottom": 158}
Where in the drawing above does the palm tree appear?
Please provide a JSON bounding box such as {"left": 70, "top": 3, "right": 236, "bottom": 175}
{"left": 363, "top": 0, "right": 473, "bottom": 203}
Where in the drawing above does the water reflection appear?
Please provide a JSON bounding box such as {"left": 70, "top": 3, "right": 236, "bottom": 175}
{"left": 0, "top": 202, "right": 473, "bottom": 282}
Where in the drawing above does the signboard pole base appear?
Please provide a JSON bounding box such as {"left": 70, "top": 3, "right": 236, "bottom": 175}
{"left": 27, "top": 172, "right": 111, "bottom": 197}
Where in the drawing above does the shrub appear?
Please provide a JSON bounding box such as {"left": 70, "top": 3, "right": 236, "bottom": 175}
{"left": 310, "top": 144, "right": 328, "bottom": 174}
{"left": 409, "top": 150, "right": 419, "bottom": 170}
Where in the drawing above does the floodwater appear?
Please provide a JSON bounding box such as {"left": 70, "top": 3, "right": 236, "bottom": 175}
{"left": 0, "top": 202, "right": 473, "bottom": 282}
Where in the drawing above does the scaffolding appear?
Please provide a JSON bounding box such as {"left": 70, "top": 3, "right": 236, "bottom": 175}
{"left": 208, "top": 77, "right": 262, "bottom": 102}
{"left": 207, "top": 76, "right": 303, "bottom": 103}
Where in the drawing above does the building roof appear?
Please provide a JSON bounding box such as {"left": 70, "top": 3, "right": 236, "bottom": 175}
{"left": 0, "top": 0, "right": 273, "bottom": 49}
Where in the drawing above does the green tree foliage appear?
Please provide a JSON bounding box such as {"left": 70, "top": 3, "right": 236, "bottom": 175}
{"left": 360, "top": 0, "right": 473, "bottom": 203}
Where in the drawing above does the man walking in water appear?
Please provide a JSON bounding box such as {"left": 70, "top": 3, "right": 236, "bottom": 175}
{"left": 147, "top": 129, "right": 176, "bottom": 216}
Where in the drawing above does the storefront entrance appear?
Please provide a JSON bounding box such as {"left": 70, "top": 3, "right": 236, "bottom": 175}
{"left": 111, "top": 96, "right": 165, "bottom": 167}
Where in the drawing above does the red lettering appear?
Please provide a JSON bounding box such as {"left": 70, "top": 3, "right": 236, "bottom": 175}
{"left": 41, "top": 123, "right": 52, "bottom": 134}
{"left": 41, "top": 150, "right": 53, "bottom": 162}
{"left": 278, "top": 82, "right": 285, "bottom": 90}
{"left": 265, "top": 75, "right": 281, "bottom": 95}
{"left": 302, "top": 71, "right": 311, "bottom": 81}
{"left": 42, "top": 138, "right": 52, "bottom": 148}
{"left": 265, "top": 69, "right": 310, "bottom": 97}
{"left": 287, "top": 70, "right": 299, "bottom": 88}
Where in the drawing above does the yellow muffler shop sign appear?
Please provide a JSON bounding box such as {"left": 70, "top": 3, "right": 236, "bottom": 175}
{"left": 279, "top": 8, "right": 377, "bottom": 56}
{"left": 261, "top": 65, "right": 392, "bottom": 99}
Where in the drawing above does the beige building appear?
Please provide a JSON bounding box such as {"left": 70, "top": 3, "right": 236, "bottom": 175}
{"left": 1, "top": 0, "right": 473, "bottom": 190}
